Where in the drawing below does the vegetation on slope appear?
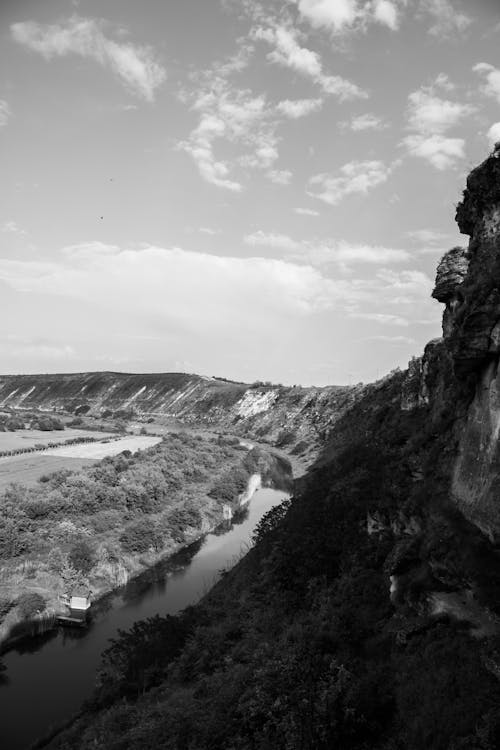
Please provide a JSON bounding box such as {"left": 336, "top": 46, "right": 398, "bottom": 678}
{"left": 40, "top": 366, "right": 500, "bottom": 750}
{"left": 0, "top": 433, "right": 286, "bottom": 646}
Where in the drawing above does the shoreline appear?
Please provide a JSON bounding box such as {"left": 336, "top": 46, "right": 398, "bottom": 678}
{"left": 0, "top": 472, "right": 269, "bottom": 655}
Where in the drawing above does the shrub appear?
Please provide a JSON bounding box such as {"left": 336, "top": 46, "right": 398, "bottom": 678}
{"left": 120, "top": 519, "right": 161, "bottom": 554}
{"left": 17, "top": 592, "right": 46, "bottom": 618}
{"left": 69, "top": 539, "right": 96, "bottom": 574}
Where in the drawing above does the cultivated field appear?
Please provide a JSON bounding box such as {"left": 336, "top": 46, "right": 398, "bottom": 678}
{"left": 0, "top": 454, "right": 98, "bottom": 489}
{"left": 44, "top": 434, "right": 162, "bottom": 459}
{"left": 0, "top": 428, "right": 113, "bottom": 452}
{"left": 0, "top": 434, "right": 162, "bottom": 488}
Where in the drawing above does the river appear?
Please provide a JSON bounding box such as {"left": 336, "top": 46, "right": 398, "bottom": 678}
{"left": 0, "top": 487, "right": 288, "bottom": 750}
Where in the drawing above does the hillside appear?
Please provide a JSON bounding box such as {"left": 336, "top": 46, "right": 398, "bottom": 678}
{"left": 0, "top": 372, "right": 362, "bottom": 459}
{"left": 35, "top": 148, "right": 500, "bottom": 750}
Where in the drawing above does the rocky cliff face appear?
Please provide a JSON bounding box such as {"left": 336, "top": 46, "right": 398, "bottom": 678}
{"left": 433, "top": 146, "right": 500, "bottom": 539}
{"left": 0, "top": 371, "right": 362, "bottom": 456}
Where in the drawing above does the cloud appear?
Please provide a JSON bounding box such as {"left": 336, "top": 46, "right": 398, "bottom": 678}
{"left": 199, "top": 227, "right": 220, "bottom": 235}
{"left": 253, "top": 25, "right": 367, "bottom": 100}
{"left": 401, "top": 79, "right": 474, "bottom": 169}
{"left": 180, "top": 79, "right": 271, "bottom": 191}
{"left": 403, "top": 134, "right": 465, "bottom": 170}
{"left": 0, "top": 100, "right": 11, "bottom": 128}
{"left": 474, "top": 63, "right": 500, "bottom": 103}
{"left": 2, "top": 221, "right": 27, "bottom": 236}
{"left": 11, "top": 17, "right": 166, "bottom": 101}
{"left": 406, "top": 88, "right": 474, "bottom": 135}
{"left": 420, "top": 0, "right": 471, "bottom": 37}
{"left": 350, "top": 311, "right": 409, "bottom": 326}
{"left": 308, "top": 160, "right": 392, "bottom": 205}
{"left": 295, "top": 0, "right": 402, "bottom": 33}
{"left": 292, "top": 241, "right": 410, "bottom": 267}
{"left": 295, "top": 207, "right": 320, "bottom": 216}
{"left": 244, "top": 231, "right": 299, "bottom": 249}
{"left": 365, "top": 335, "right": 416, "bottom": 344}
{"left": 0, "top": 245, "right": 342, "bottom": 329}
{"left": 487, "top": 122, "right": 500, "bottom": 147}
{"left": 344, "top": 113, "right": 387, "bottom": 131}
{"left": 267, "top": 169, "right": 293, "bottom": 185}
{"left": 276, "top": 98, "right": 322, "bottom": 118}
{"left": 405, "top": 228, "right": 449, "bottom": 244}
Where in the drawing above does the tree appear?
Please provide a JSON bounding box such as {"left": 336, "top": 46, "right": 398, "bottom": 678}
{"left": 69, "top": 539, "right": 96, "bottom": 574}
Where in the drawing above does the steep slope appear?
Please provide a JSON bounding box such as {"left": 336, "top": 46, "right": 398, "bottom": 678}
{"left": 37, "top": 150, "right": 500, "bottom": 749}
{"left": 0, "top": 372, "right": 362, "bottom": 456}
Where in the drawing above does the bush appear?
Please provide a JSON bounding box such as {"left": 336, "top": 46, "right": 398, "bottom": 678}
{"left": 69, "top": 539, "right": 96, "bottom": 574}
{"left": 17, "top": 592, "right": 46, "bottom": 618}
{"left": 120, "top": 519, "right": 161, "bottom": 554}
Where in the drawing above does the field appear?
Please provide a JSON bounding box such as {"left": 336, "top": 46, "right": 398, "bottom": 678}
{"left": 0, "top": 435, "right": 162, "bottom": 488}
{"left": 0, "top": 454, "right": 98, "bottom": 489}
{"left": 0, "top": 428, "right": 113, "bottom": 452}
{"left": 44, "top": 435, "right": 162, "bottom": 458}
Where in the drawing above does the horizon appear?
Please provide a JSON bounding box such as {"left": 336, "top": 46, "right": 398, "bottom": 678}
{"left": 1, "top": 1, "right": 500, "bottom": 385}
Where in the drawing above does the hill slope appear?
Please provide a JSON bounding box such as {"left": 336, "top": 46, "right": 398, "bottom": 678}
{"left": 0, "top": 372, "right": 362, "bottom": 458}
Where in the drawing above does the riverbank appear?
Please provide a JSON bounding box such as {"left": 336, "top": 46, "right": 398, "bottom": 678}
{"left": 0, "top": 486, "right": 291, "bottom": 750}
{"left": 0, "top": 439, "right": 293, "bottom": 652}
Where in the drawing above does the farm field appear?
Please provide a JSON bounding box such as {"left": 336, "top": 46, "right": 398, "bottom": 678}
{"left": 0, "top": 454, "right": 98, "bottom": 489}
{"left": 0, "top": 428, "right": 113, "bottom": 452}
{"left": 44, "top": 434, "right": 162, "bottom": 458}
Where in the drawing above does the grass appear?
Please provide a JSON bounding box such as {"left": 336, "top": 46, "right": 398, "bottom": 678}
{"left": 44, "top": 435, "right": 162, "bottom": 459}
{"left": 0, "top": 428, "right": 113, "bottom": 452}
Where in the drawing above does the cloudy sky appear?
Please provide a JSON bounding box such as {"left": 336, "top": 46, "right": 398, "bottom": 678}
{"left": 1, "top": 0, "right": 499, "bottom": 385}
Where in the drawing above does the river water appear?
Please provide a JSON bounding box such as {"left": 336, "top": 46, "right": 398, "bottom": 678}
{"left": 0, "top": 487, "right": 288, "bottom": 750}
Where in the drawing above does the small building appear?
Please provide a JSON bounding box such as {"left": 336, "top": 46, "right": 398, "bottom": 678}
{"left": 70, "top": 588, "right": 91, "bottom": 617}
{"left": 57, "top": 588, "right": 91, "bottom": 627}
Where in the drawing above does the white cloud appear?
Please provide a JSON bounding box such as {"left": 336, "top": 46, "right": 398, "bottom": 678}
{"left": 268, "top": 169, "right": 293, "bottom": 185}
{"left": 295, "top": 0, "right": 401, "bottom": 33}
{"left": 244, "top": 231, "right": 299, "bottom": 249}
{"left": 180, "top": 78, "right": 275, "bottom": 191}
{"left": 487, "top": 122, "right": 500, "bottom": 148}
{"left": 421, "top": 0, "right": 471, "bottom": 37}
{"left": 406, "top": 228, "right": 449, "bottom": 244}
{"left": 277, "top": 98, "right": 322, "bottom": 118}
{"left": 474, "top": 63, "right": 500, "bottom": 104}
{"left": 0, "top": 100, "right": 11, "bottom": 128}
{"left": 0, "top": 244, "right": 356, "bottom": 328}
{"left": 373, "top": 1, "right": 399, "bottom": 31}
{"left": 295, "top": 207, "right": 320, "bottom": 216}
{"left": 350, "top": 311, "right": 409, "bottom": 326}
{"left": 308, "top": 160, "right": 392, "bottom": 205}
{"left": 365, "top": 335, "right": 416, "bottom": 344}
{"left": 199, "top": 227, "right": 220, "bottom": 235}
{"left": 253, "top": 25, "right": 366, "bottom": 100}
{"left": 403, "top": 134, "right": 465, "bottom": 170}
{"left": 294, "top": 241, "right": 409, "bottom": 267}
{"left": 402, "top": 80, "right": 473, "bottom": 169}
{"left": 296, "top": 0, "right": 359, "bottom": 32}
{"left": 11, "top": 17, "right": 166, "bottom": 101}
{"left": 406, "top": 89, "right": 474, "bottom": 135}
{"left": 346, "top": 113, "right": 386, "bottom": 131}
{"left": 2, "top": 221, "right": 27, "bottom": 236}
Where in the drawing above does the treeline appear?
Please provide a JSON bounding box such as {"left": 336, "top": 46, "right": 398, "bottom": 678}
{"left": 0, "top": 413, "right": 64, "bottom": 432}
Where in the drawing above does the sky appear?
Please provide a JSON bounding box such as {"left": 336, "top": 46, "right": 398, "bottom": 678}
{"left": 1, "top": 0, "right": 500, "bottom": 386}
